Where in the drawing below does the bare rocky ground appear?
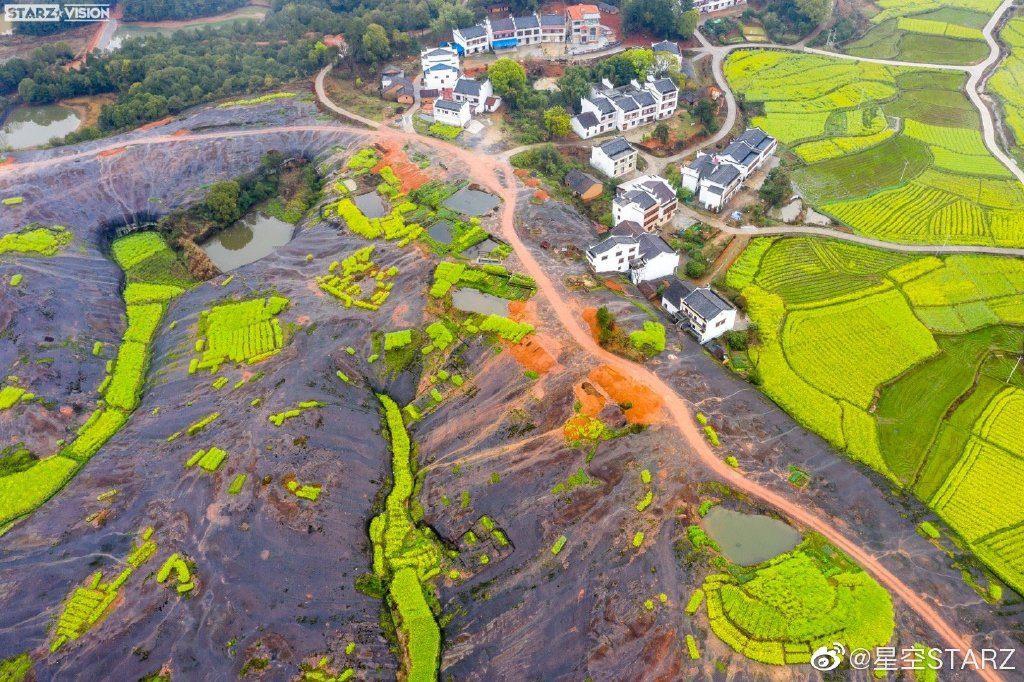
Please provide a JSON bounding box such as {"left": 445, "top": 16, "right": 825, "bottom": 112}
{"left": 0, "top": 101, "right": 1018, "bottom": 680}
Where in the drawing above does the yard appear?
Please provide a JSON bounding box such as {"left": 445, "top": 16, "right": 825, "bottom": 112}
{"left": 725, "top": 236, "right": 1024, "bottom": 597}
{"left": 322, "top": 70, "right": 406, "bottom": 122}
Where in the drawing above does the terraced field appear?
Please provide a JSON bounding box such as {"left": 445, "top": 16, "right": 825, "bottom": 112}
{"left": 725, "top": 50, "right": 1024, "bottom": 247}
{"left": 727, "top": 237, "right": 1024, "bottom": 596}
{"left": 843, "top": 0, "right": 999, "bottom": 65}
{"left": 989, "top": 15, "right": 1024, "bottom": 162}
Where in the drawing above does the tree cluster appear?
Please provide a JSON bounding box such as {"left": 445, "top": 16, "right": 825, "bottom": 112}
{"left": 622, "top": 0, "right": 699, "bottom": 40}
{"left": 121, "top": 0, "right": 250, "bottom": 22}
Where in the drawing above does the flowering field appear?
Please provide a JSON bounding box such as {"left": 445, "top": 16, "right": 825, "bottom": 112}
{"left": 989, "top": 17, "right": 1024, "bottom": 161}
{"left": 843, "top": 0, "right": 997, "bottom": 65}
{"left": 725, "top": 50, "right": 1024, "bottom": 247}
{"left": 727, "top": 236, "right": 1024, "bottom": 595}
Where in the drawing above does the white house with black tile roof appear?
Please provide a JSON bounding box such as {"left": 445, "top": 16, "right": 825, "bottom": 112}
{"left": 434, "top": 98, "right": 471, "bottom": 127}
{"left": 661, "top": 278, "right": 737, "bottom": 343}
{"left": 452, "top": 23, "right": 489, "bottom": 54}
{"left": 422, "top": 62, "right": 460, "bottom": 90}
{"left": 585, "top": 221, "right": 679, "bottom": 282}
{"left": 590, "top": 136, "right": 638, "bottom": 177}
{"left": 651, "top": 40, "right": 682, "bottom": 69}
{"left": 571, "top": 76, "right": 679, "bottom": 139}
{"left": 513, "top": 14, "right": 542, "bottom": 45}
{"left": 612, "top": 175, "right": 678, "bottom": 231}
{"left": 452, "top": 77, "right": 500, "bottom": 114}
{"left": 694, "top": 0, "right": 746, "bottom": 12}
{"left": 681, "top": 128, "right": 776, "bottom": 212}
{"left": 540, "top": 13, "right": 567, "bottom": 41}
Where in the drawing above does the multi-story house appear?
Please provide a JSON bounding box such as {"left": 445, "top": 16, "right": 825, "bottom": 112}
{"left": 571, "top": 77, "right": 678, "bottom": 139}
{"left": 421, "top": 46, "right": 459, "bottom": 71}
{"left": 694, "top": 0, "right": 746, "bottom": 13}
{"left": 680, "top": 127, "right": 777, "bottom": 212}
{"left": 488, "top": 16, "right": 518, "bottom": 49}
{"left": 422, "top": 63, "right": 460, "bottom": 90}
{"left": 586, "top": 221, "right": 679, "bottom": 283}
{"left": 590, "top": 136, "right": 638, "bottom": 178}
{"left": 567, "top": 4, "right": 601, "bottom": 44}
{"left": 434, "top": 99, "right": 471, "bottom": 127}
{"left": 661, "top": 278, "right": 737, "bottom": 343}
{"left": 452, "top": 77, "right": 501, "bottom": 114}
{"left": 540, "top": 13, "right": 566, "bottom": 42}
{"left": 612, "top": 175, "right": 677, "bottom": 231}
{"left": 514, "top": 14, "right": 541, "bottom": 45}
{"left": 452, "top": 23, "right": 489, "bottom": 55}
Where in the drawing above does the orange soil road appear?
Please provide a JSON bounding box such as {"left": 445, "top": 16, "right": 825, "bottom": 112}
{"left": 0, "top": 119, "right": 1002, "bottom": 680}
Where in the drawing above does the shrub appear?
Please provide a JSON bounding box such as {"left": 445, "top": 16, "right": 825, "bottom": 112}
{"left": 551, "top": 535, "right": 568, "bottom": 555}
{"left": 384, "top": 330, "right": 413, "bottom": 350}
{"left": 629, "top": 322, "right": 666, "bottom": 356}
{"left": 916, "top": 521, "right": 940, "bottom": 539}
{"left": 632, "top": 531, "right": 645, "bottom": 548}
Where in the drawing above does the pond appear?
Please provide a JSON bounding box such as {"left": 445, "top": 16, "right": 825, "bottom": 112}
{"left": 200, "top": 212, "right": 294, "bottom": 271}
{"left": 354, "top": 192, "right": 388, "bottom": 219}
{"left": 427, "top": 220, "right": 454, "bottom": 244}
{"left": 461, "top": 238, "right": 500, "bottom": 260}
{"left": 702, "top": 507, "right": 801, "bottom": 566}
{"left": 451, "top": 287, "right": 509, "bottom": 316}
{"left": 1, "top": 105, "right": 81, "bottom": 150}
{"left": 106, "top": 8, "right": 267, "bottom": 50}
{"left": 443, "top": 187, "right": 500, "bottom": 216}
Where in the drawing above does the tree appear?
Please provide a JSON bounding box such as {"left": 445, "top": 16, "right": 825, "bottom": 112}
{"left": 622, "top": 0, "right": 692, "bottom": 39}
{"left": 595, "top": 48, "right": 654, "bottom": 86}
{"left": 676, "top": 8, "right": 699, "bottom": 38}
{"left": 759, "top": 167, "right": 791, "bottom": 208}
{"left": 431, "top": 2, "right": 475, "bottom": 34}
{"left": 360, "top": 23, "right": 391, "bottom": 65}
{"left": 653, "top": 121, "right": 670, "bottom": 144}
{"left": 543, "top": 106, "right": 571, "bottom": 137}
{"left": 795, "top": 0, "right": 830, "bottom": 24}
{"left": 595, "top": 306, "right": 616, "bottom": 345}
{"left": 693, "top": 98, "right": 717, "bottom": 132}
{"left": 557, "top": 66, "right": 591, "bottom": 113}
{"left": 206, "top": 180, "right": 241, "bottom": 225}
{"left": 685, "top": 257, "right": 708, "bottom": 279}
{"left": 487, "top": 58, "right": 526, "bottom": 97}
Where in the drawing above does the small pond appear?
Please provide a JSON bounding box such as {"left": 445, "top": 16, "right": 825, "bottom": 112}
{"left": 443, "top": 187, "right": 500, "bottom": 216}
{"left": 201, "top": 212, "right": 294, "bottom": 271}
{"left": 702, "top": 507, "right": 801, "bottom": 566}
{"left": 461, "top": 238, "right": 500, "bottom": 259}
{"left": 427, "top": 220, "right": 453, "bottom": 244}
{"left": 2, "top": 105, "right": 81, "bottom": 150}
{"left": 354, "top": 192, "right": 388, "bottom": 219}
{"left": 451, "top": 287, "right": 509, "bottom": 316}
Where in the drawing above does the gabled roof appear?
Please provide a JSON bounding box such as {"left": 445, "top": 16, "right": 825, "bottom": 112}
{"left": 707, "top": 163, "right": 741, "bottom": 186}
{"left": 619, "top": 189, "right": 657, "bottom": 210}
{"left": 612, "top": 95, "right": 639, "bottom": 112}
{"left": 663, "top": 278, "right": 697, "bottom": 306}
{"left": 456, "top": 24, "right": 486, "bottom": 39}
{"left": 540, "top": 12, "right": 566, "bottom": 25}
{"left": 610, "top": 220, "right": 643, "bottom": 237}
{"left": 574, "top": 111, "right": 600, "bottom": 129}
{"left": 566, "top": 4, "right": 600, "bottom": 20}
{"left": 598, "top": 136, "right": 635, "bottom": 160}
{"left": 637, "top": 233, "right": 675, "bottom": 260}
{"left": 685, "top": 153, "right": 716, "bottom": 176}
{"left": 514, "top": 14, "right": 539, "bottom": 29}
{"left": 425, "top": 63, "right": 458, "bottom": 73}
{"left": 435, "top": 98, "right": 466, "bottom": 112}
{"left": 588, "top": 235, "right": 637, "bottom": 256}
{"left": 489, "top": 16, "right": 516, "bottom": 32}
{"left": 635, "top": 90, "right": 657, "bottom": 107}
{"left": 641, "top": 178, "right": 675, "bottom": 203}
{"left": 651, "top": 40, "right": 680, "bottom": 55}
{"left": 650, "top": 77, "right": 678, "bottom": 95}
{"left": 720, "top": 141, "right": 759, "bottom": 167}
{"left": 683, "top": 287, "right": 734, "bottom": 320}
{"left": 736, "top": 127, "right": 769, "bottom": 148}
{"left": 454, "top": 77, "right": 482, "bottom": 96}
{"left": 423, "top": 47, "right": 456, "bottom": 58}
{"left": 590, "top": 95, "right": 615, "bottom": 115}
{"left": 565, "top": 168, "right": 602, "bottom": 195}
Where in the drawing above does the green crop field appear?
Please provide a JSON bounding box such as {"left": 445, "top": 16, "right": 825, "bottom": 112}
{"left": 698, "top": 536, "right": 894, "bottom": 665}
{"left": 727, "top": 237, "right": 1024, "bottom": 596}
{"left": 843, "top": 0, "right": 998, "bottom": 65}
{"left": 725, "top": 50, "right": 1024, "bottom": 247}
{"left": 989, "top": 16, "right": 1024, "bottom": 162}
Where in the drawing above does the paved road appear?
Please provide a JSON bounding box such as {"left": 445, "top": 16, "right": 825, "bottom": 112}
{"left": 721, "top": 224, "right": 1024, "bottom": 257}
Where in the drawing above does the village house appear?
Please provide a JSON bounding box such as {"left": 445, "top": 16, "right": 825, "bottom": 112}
{"left": 612, "top": 175, "right": 678, "bottom": 231}
{"left": 571, "top": 76, "right": 678, "bottom": 139}
{"left": 585, "top": 222, "right": 679, "bottom": 283}
{"left": 382, "top": 78, "right": 415, "bottom": 104}
{"left": 380, "top": 65, "right": 405, "bottom": 91}
{"left": 565, "top": 169, "right": 604, "bottom": 202}
{"left": 567, "top": 4, "right": 601, "bottom": 44}
{"left": 651, "top": 40, "right": 682, "bottom": 69}
{"left": 422, "top": 63, "right": 460, "bottom": 90}
{"left": 661, "top": 278, "right": 737, "bottom": 343}
{"left": 590, "top": 136, "right": 638, "bottom": 178}
{"left": 421, "top": 46, "right": 459, "bottom": 71}
{"left": 434, "top": 98, "right": 471, "bottom": 127}
{"left": 681, "top": 127, "right": 777, "bottom": 212}
{"left": 452, "top": 5, "right": 602, "bottom": 55}
{"left": 693, "top": 0, "right": 746, "bottom": 12}
{"left": 452, "top": 77, "right": 501, "bottom": 114}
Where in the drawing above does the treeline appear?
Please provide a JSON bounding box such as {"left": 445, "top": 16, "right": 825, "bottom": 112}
{"left": 4, "top": 4, "right": 343, "bottom": 143}
{"left": 121, "top": 0, "right": 250, "bottom": 22}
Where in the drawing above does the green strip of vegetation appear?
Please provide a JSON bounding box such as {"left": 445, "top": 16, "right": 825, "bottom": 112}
{"left": 0, "top": 225, "right": 71, "bottom": 256}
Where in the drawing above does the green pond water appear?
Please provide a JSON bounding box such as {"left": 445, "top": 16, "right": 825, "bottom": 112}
{"left": 2, "top": 105, "right": 81, "bottom": 150}
{"left": 702, "top": 507, "right": 802, "bottom": 566}
{"left": 201, "top": 212, "right": 294, "bottom": 271}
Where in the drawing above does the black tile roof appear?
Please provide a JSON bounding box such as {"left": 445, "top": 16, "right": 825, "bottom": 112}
{"left": 490, "top": 16, "right": 515, "bottom": 31}
{"left": 540, "top": 13, "right": 565, "bottom": 25}
{"left": 637, "top": 233, "right": 674, "bottom": 259}
{"left": 457, "top": 24, "right": 486, "bottom": 39}
{"left": 651, "top": 77, "right": 678, "bottom": 94}
{"left": 435, "top": 99, "right": 464, "bottom": 112}
{"left": 565, "top": 168, "right": 601, "bottom": 195}
{"left": 651, "top": 40, "right": 680, "bottom": 55}
{"left": 707, "top": 164, "right": 741, "bottom": 185}
{"left": 514, "top": 14, "right": 539, "bottom": 29}
{"left": 454, "top": 78, "right": 482, "bottom": 96}
{"left": 574, "top": 111, "right": 600, "bottom": 129}
{"left": 598, "top": 136, "right": 634, "bottom": 159}
{"left": 683, "top": 287, "right": 734, "bottom": 319}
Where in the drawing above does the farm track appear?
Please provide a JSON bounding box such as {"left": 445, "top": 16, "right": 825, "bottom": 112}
{"left": 0, "top": 12, "right": 1017, "bottom": 675}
